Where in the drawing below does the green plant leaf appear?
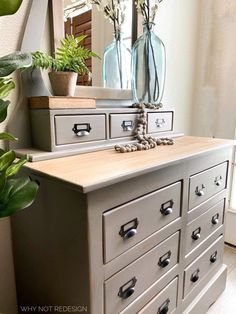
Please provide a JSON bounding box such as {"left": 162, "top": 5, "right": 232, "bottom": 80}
{"left": 0, "top": 177, "right": 38, "bottom": 217}
{"left": 0, "top": 150, "right": 15, "bottom": 171}
{"left": 0, "top": 0, "right": 23, "bottom": 16}
{"left": 0, "top": 99, "right": 10, "bottom": 123}
{"left": 0, "top": 78, "right": 15, "bottom": 99}
{"left": 0, "top": 172, "right": 6, "bottom": 192}
{"left": 0, "top": 52, "right": 32, "bottom": 77}
{"left": 0, "top": 132, "right": 17, "bottom": 141}
{"left": 32, "top": 35, "right": 100, "bottom": 74}
{"left": 6, "top": 155, "right": 27, "bottom": 177}
{"left": 0, "top": 149, "right": 5, "bottom": 157}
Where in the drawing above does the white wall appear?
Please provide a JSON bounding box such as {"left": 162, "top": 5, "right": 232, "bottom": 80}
{"left": 92, "top": 8, "right": 113, "bottom": 87}
{"left": 0, "top": 1, "right": 32, "bottom": 313}
{"left": 191, "top": 0, "right": 236, "bottom": 139}
{"left": 153, "top": 0, "right": 200, "bottom": 135}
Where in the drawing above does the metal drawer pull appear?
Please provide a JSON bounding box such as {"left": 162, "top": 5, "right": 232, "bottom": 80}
{"left": 72, "top": 123, "right": 91, "bottom": 137}
{"left": 158, "top": 298, "right": 170, "bottom": 314}
{"left": 118, "top": 277, "right": 137, "bottom": 300}
{"left": 121, "top": 120, "right": 133, "bottom": 132}
{"left": 214, "top": 175, "right": 223, "bottom": 187}
{"left": 155, "top": 118, "right": 165, "bottom": 128}
{"left": 211, "top": 213, "right": 219, "bottom": 225}
{"left": 195, "top": 184, "right": 205, "bottom": 197}
{"left": 119, "top": 218, "right": 139, "bottom": 240}
{"left": 160, "top": 199, "right": 174, "bottom": 216}
{"left": 191, "top": 269, "right": 200, "bottom": 283}
{"left": 158, "top": 250, "right": 171, "bottom": 268}
{"left": 191, "top": 227, "right": 201, "bottom": 241}
{"left": 210, "top": 251, "right": 218, "bottom": 263}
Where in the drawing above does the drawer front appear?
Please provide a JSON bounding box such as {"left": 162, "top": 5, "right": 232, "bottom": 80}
{"left": 183, "top": 235, "right": 224, "bottom": 298}
{"left": 54, "top": 114, "right": 106, "bottom": 145}
{"left": 186, "top": 200, "right": 224, "bottom": 255}
{"left": 137, "top": 277, "right": 178, "bottom": 314}
{"left": 189, "top": 162, "right": 228, "bottom": 210}
{"left": 105, "top": 232, "right": 179, "bottom": 314}
{"left": 147, "top": 112, "right": 173, "bottom": 134}
{"left": 103, "top": 182, "right": 181, "bottom": 263}
{"left": 110, "top": 113, "right": 139, "bottom": 138}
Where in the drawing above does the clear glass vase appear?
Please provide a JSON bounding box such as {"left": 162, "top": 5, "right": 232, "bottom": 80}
{"left": 103, "top": 32, "right": 131, "bottom": 89}
{"left": 132, "top": 22, "right": 166, "bottom": 104}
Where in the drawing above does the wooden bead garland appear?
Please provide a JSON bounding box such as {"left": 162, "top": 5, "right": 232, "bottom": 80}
{"left": 114, "top": 103, "right": 174, "bottom": 153}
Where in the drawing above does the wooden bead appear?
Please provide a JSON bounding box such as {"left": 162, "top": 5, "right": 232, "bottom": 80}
{"left": 120, "top": 146, "right": 126, "bottom": 153}
{"left": 137, "top": 143, "right": 143, "bottom": 150}
{"left": 114, "top": 145, "right": 121, "bottom": 151}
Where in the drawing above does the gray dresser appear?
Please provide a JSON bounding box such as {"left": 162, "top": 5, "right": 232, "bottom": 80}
{"left": 11, "top": 136, "right": 234, "bottom": 314}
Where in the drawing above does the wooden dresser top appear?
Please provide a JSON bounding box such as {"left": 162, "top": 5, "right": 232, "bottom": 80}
{"left": 25, "top": 136, "right": 234, "bottom": 193}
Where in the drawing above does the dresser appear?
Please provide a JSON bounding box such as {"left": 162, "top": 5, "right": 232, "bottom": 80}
{"left": 11, "top": 136, "right": 234, "bottom": 314}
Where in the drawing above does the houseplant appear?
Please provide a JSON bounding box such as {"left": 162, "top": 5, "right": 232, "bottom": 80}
{"left": 88, "top": 0, "right": 131, "bottom": 89}
{"left": 32, "top": 34, "right": 100, "bottom": 96}
{"left": 132, "top": 0, "right": 166, "bottom": 104}
{"left": 0, "top": 52, "right": 38, "bottom": 218}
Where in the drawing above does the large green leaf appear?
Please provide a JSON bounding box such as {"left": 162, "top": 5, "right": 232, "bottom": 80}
{"left": 0, "top": 150, "right": 15, "bottom": 171}
{"left": 0, "top": 172, "right": 6, "bottom": 192}
{"left": 0, "top": 98, "right": 10, "bottom": 123}
{"left": 6, "top": 155, "right": 27, "bottom": 177}
{"left": 0, "top": 132, "right": 17, "bottom": 141}
{"left": 0, "top": 52, "right": 32, "bottom": 77}
{"left": 0, "top": 0, "right": 23, "bottom": 16}
{"left": 0, "top": 177, "right": 38, "bottom": 217}
{"left": 0, "top": 78, "right": 15, "bottom": 99}
{"left": 0, "top": 149, "right": 5, "bottom": 157}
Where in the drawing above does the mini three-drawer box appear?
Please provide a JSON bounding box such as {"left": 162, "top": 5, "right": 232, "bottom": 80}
{"left": 29, "top": 97, "right": 174, "bottom": 153}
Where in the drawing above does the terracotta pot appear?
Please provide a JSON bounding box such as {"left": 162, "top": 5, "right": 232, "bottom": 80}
{"left": 49, "top": 71, "right": 78, "bottom": 96}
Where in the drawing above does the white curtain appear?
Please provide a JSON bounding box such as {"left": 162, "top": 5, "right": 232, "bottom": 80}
{"left": 192, "top": 0, "right": 236, "bottom": 139}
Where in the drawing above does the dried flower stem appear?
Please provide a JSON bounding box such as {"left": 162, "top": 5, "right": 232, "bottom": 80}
{"left": 135, "top": 0, "right": 163, "bottom": 24}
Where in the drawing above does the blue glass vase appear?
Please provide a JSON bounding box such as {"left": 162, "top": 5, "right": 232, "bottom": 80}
{"left": 103, "top": 32, "right": 131, "bottom": 89}
{"left": 132, "top": 23, "right": 166, "bottom": 104}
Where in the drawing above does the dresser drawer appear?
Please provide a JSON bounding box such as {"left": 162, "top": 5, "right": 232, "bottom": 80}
{"left": 110, "top": 113, "right": 139, "bottom": 139}
{"left": 147, "top": 112, "right": 173, "bottom": 134}
{"left": 104, "top": 232, "right": 179, "bottom": 314}
{"left": 103, "top": 181, "right": 181, "bottom": 263}
{"left": 137, "top": 277, "right": 178, "bottom": 314}
{"left": 54, "top": 114, "right": 106, "bottom": 145}
{"left": 183, "top": 235, "right": 224, "bottom": 298}
{"left": 185, "top": 200, "right": 224, "bottom": 255}
{"left": 189, "top": 162, "right": 228, "bottom": 210}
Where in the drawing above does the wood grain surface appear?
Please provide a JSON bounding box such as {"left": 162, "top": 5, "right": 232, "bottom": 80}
{"left": 29, "top": 96, "right": 96, "bottom": 109}
{"left": 25, "top": 136, "right": 235, "bottom": 192}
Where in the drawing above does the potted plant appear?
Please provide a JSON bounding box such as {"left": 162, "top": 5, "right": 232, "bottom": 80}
{"left": 0, "top": 52, "right": 39, "bottom": 218}
{"left": 32, "top": 34, "right": 100, "bottom": 96}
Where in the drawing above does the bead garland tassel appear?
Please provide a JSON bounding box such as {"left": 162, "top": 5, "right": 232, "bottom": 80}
{"left": 114, "top": 103, "right": 174, "bottom": 153}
